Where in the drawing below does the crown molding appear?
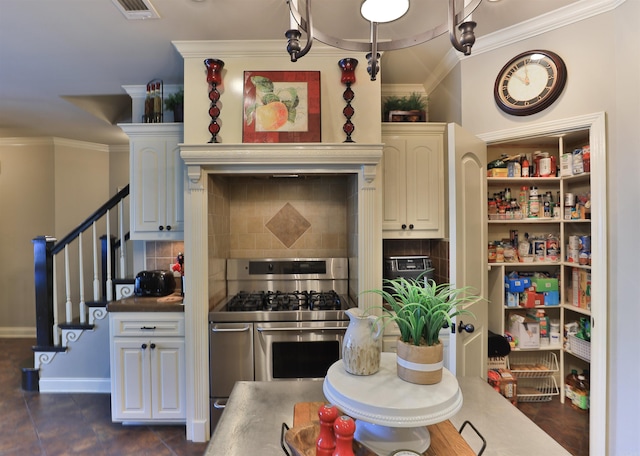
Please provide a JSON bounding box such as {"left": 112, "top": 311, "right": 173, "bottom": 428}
{"left": 424, "top": 0, "right": 626, "bottom": 92}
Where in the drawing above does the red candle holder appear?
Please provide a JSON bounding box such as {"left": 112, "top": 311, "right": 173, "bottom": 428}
{"left": 204, "top": 58, "right": 225, "bottom": 143}
{"left": 338, "top": 58, "right": 358, "bottom": 143}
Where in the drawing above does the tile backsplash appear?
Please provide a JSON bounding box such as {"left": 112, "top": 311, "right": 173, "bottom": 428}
{"left": 145, "top": 241, "right": 184, "bottom": 271}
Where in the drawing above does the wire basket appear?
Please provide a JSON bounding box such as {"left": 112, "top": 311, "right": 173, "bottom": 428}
{"left": 568, "top": 334, "right": 591, "bottom": 362}
{"left": 517, "top": 377, "right": 560, "bottom": 402}
{"left": 508, "top": 351, "right": 559, "bottom": 378}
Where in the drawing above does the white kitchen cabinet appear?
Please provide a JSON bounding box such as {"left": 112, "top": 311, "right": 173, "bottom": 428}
{"left": 381, "top": 123, "right": 445, "bottom": 238}
{"left": 480, "top": 113, "right": 607, "bottom": 454}
{"left": 109, "top": 312, "right": 186, "bottom": 423}
{"left": 120, "top": 123, "right": 184, "bottom": 240}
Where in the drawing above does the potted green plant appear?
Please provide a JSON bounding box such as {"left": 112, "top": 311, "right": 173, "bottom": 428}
{"left": 383, "top": 92, "right": 428, "bottom": 122}
{"left": 164, "top": 87, "right": 184, "bottom": 122}
{"left": 366, "top": 276, "right": 477, "bottom": 384}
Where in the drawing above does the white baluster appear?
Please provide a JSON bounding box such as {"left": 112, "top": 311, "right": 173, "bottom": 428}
{"left": 92, "top": 222, "right": 99, "bottom": 301}
{"left": 64, "top": 245, "right": 72, "bottom": 323}
{"left": 119, "top": 199, "right": 126, "bottom": 279}
{"left": 52, "top": 261, "right": 60, "bottom": 346}
{"left": 106, "top": 208, "right": 113, "bottom": 301}
{"left": 78, "top": 233, "right": 86, "bottom": 324}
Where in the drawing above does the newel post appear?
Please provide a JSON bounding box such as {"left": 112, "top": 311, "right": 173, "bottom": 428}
{"left": 32, "top": 236, "right": 56, "bottom": 347}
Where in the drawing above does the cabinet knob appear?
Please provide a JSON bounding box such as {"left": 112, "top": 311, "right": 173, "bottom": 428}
{"left": 150, "top": 343, "right": 156, "bottom": 349}
{"left": 409, "top": 224, "right": 414, "bottom": 230}
{"left": 401, "top": 224, "right": 407, "bottom": 230}
{"left": 458, "top": 321, "right": 475, "bottom": 334}
{"left": 141, "top": 343, "right": 147, "bottom": 349}
{"left": 166, "top": 225, "right": 172, "bottom": 231}
{"left": 159, "top": 225, "right": 164, "bottom": 231}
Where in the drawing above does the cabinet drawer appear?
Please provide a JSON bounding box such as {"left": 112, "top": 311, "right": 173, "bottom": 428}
{"left": 110, "top": 313, "right": 185, "bottom": 337}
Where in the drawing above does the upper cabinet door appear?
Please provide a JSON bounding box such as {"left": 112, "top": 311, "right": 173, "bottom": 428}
{"left": 447, "top": 123, "right": 488, "bottom": 378}
{"left": 381, "top": 124, "right": 445, "bottom": 239}
{"left": 123, "top": 124, "right": 184, "bottom": 241}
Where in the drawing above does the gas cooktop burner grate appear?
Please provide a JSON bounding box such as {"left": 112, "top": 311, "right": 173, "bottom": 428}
{"left": 225, "top": 290, "right": 342, "bottom": 312}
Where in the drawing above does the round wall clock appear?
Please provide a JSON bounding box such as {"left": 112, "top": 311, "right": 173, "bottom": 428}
{"left": 494, "top": 50, "right": 567, "bottom": 116}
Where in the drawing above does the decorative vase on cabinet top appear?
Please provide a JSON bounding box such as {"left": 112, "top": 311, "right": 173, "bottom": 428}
{"left": 342, "top": 308, "right": 383, "bottom": 375}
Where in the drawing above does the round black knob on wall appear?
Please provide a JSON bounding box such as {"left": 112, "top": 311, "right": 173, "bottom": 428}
{"left": 141, "top": 343, "right": 147, "bottom": 349}
{"left": 409, "top": 224, "right": 414, "bottom": 230}
{"left": 401, "top": 224, "right": 407, "bottom": 230}
{"left": 150, "top": 343, "right": 156, "bottom": 349}
{"left": 159, "top": 226, "right": 164, "bottom": 231}
{"left": 166, "top": 225, "right": 172, "bottom": 231}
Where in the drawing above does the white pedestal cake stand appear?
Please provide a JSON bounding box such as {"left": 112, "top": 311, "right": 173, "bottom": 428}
{"left": 323, "top": 352, "right": 462, "bottom": 455}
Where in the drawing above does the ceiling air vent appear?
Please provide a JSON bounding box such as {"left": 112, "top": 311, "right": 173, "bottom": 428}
{"left": 112, "top": 0, "right": 160, "bottom": 20}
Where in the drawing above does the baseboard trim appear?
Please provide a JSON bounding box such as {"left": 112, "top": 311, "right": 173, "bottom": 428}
{"left": 187, "top": 418, "right": 209, "bottom": 443}
{"left": 0, "top": 327, "right": 36, "bottom": 338}
{"left": 38, "top": 377, "right": 111, "bottom": 393}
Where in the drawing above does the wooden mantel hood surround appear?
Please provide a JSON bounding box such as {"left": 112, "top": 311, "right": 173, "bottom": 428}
{"left": 180, "top": 140, "right": 384, "bottom": 442}
{"left": 180, "top": 142, "right": 383, "bottom": 181}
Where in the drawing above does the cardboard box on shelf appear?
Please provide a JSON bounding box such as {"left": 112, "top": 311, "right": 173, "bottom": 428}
{"left": 530, "top": 277, "right": 559, "bottom": 292}
{"left": 506, "top": 291, "right": 519, "bottom": 307}
{"left": 510, "top": 314, "right": 540, "bottom": 348}
{"left": 488, "top": 369, "right": 518, "bottom": 405}
{"left": 488, "top": 168, "right": 509, "bottom": 177}
{"left": 520, "top": 290, "right": 544, "bottom": 308}
{"left": 543, "top": 290, "right": 560, "bottom": 306}
{"left": 572, "top": 268, "right": 591, "bottom": 310}
{"left": 505, "top": 277, "right": 531, "bottom": 293}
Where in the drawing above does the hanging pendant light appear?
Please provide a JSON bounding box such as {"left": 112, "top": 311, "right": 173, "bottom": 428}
{"left": 285, "top": 0, "right": 481, "bottom": 81}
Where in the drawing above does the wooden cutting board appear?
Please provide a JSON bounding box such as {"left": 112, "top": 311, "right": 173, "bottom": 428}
{"left": 288, "top": 402, "right": 475, "bottom": 456}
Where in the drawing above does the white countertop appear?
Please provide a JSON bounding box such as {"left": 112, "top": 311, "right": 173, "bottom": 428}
{"left": 206, "top": 377, "right": 570, "bottom": 456}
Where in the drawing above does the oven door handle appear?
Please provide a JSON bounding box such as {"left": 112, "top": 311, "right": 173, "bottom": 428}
{"left": 256, "top": 326, "right": 346, "bottom": 332}
{"left": 211, "top": 325, "right": 252, "bottom": 333}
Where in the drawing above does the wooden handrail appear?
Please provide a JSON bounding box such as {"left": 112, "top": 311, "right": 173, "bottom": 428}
{"left": 52, "top": 185, "right": 129, "bottom": 254}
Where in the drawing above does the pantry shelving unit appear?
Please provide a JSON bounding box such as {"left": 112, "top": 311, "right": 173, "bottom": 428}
{"left": 479, "top": 112, "right": 607, "bottom": 455}
{"left": 484, "top": 125, "right": 600, "bottom": 406}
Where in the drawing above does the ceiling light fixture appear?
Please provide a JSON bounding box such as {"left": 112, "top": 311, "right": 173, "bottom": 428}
{"left": 286, "top": 0, "right": 481, "bottom": 81}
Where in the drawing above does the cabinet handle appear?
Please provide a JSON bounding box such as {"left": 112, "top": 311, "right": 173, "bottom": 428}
{"left": 166, "top": 225, "right": 172, "bottom": 231}
{"left": 401, "top": 224, "right": 407, "bottom": 230}
{"left": 159, "top": 225, "right": 164, "bottom": 231}
{"left": 141, "top": 343, "right": 147, "bottom": 349}
{"left": 458, "top": 321, "right": 475, "bottom": 333}
{"left": 150, "top": 343, "right": 156, "bottom": 349}
{"left": 409, "top": 224, "right": 414, "bottom": 230}
{"left": 140, "top": 326, "right": 157, "bottom": 330}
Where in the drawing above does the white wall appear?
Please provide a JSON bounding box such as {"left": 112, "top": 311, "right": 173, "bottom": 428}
{"left": 459, "top": 4, "right": 639, "bottom": 454}
{"left": 0, "top": 138, "right": 113, "bottom": 335}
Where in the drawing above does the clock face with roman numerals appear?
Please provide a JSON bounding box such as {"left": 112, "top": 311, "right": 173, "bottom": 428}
{"left": 494, "top": 50, "right": 567, "bottom": 116}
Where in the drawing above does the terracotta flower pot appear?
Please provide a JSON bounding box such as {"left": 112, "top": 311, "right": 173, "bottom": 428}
{"left": 396, "top": 338, "right": 443, "bottom": 385}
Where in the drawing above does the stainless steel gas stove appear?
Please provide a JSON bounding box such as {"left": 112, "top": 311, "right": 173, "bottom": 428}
{"left": 208, "top": 258, "right": 354, "bottom": 432}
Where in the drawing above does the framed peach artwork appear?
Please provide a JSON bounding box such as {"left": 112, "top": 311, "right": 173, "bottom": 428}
{"left": 242, "top": 71, "right": 321, "bottom": 143}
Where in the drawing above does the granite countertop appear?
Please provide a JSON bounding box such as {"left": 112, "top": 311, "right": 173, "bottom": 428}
{"left": 206, "top": 377, "right": 570, "bottom": 456}
{"left": 106, "top": 293, "right": 184, "bottom": 312}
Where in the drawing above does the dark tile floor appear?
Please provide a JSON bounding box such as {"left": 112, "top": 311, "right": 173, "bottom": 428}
{"left": 1, "top": 337, "right": 589, "bottom": 456}
{"left": 0, "top": 338, "right": 208, "bottom": 456}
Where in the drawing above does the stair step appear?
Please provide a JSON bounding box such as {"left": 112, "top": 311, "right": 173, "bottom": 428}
{"left": 59, "top": 322, "right": 95, "bottom": 331}
{"left": 32, "top": 345, "right": 67, "bottom": 353}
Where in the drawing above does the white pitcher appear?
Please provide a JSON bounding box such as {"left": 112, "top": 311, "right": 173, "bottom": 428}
{"left": 342, "top": 308, "right": 383, "bottom": 375}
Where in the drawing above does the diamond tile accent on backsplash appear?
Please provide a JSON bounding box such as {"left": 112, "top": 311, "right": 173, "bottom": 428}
{"left": 266, "top": 203, "right": 311, "bottom": 248}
